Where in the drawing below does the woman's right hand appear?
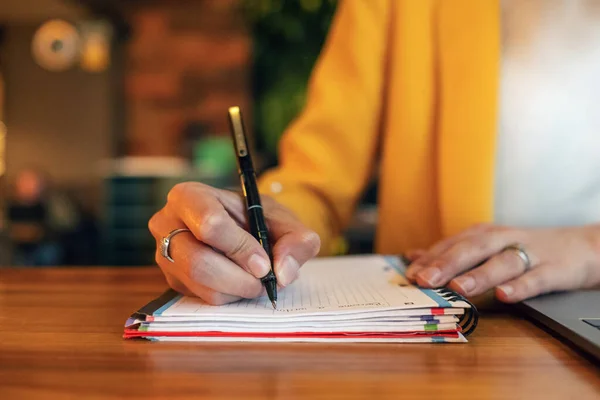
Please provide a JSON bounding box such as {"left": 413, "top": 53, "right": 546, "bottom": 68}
{"left": 148, "top": 182, "right": 321, "bottom": 305}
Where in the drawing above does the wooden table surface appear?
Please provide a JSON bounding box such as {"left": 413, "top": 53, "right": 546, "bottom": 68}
{"left": 1, "top": 267, "right": 598, "bottom": 400}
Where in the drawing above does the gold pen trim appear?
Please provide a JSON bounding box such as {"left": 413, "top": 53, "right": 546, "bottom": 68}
{"left": 228, "top": 106, "right": 248, "bottom": 157}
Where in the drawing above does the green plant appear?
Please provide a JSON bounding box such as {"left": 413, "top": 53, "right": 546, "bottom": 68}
{"left": 243, "top": 0, "right": 338, "bottom": 163}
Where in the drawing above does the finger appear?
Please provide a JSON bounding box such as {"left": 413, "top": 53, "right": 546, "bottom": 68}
{"left": 415, "top": 224, "right": 493, "bottom": 264}
{"left": 148, "top": 206, "right": 183, "bottom": 241}
{"left": 406, "top": 237, "right": 466, "bottom": 280}
{"left": 403, "top": 250, "right": 427, "bottom": 281}
{"left": 271, "top": 230, "right": 321, "bottom": 287}
{"left": 204, "top": 186, "right": 294, "bottom": 229}
{"left": 161, "top": 253, "right": 250, "bottom": 305}
{"left": 258, "top": 199, "right": 321, "bottom": 286}
{"left": 153, "top": 217, "right": 264, "bottom": 299}
{"left": 186, "top": 283, "right": 246, "bottom": 306}
{"left": 167, "top": 183, "right": 272, "bottom": 279}
{"left": 406, "top": 224, "right": 492, "bottom": 280}
{"left": 447, "top": 248, "right": 530, "bottom": 297}
{"left": 186, "top": 240, "right": 264, "bottom": 299}
{"left": 163, "top": 272, "right": 246, "bottom": 305}
{"left": 496, "top": 263, "right": 577, "bottom": 303}
{"left": 415, "top": 229, "right": 518, "bottom": 288}
{"left": 167, "top": 234, "right": 264, "bottom": 299}
{"left": 162, "top": 271, "right": 196, "bottom": 297}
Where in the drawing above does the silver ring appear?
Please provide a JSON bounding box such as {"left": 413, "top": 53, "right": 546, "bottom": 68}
{"left": 503, "top": 243, "right": 532, "bottom": 272}
{"left": 160, "top": 228, "right": 192, "bottom": 263}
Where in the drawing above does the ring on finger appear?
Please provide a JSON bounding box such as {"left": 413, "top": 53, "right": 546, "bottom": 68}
{"left": 502, "top": 243, "right": 532, "bottom": 272}
{"left": 161, "top": 228, "right": 192, "bottom": 263}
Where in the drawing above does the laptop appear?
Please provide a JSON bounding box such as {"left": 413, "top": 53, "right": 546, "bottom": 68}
{"left": 515, "top": 289, "right": 600, "bottom": 363}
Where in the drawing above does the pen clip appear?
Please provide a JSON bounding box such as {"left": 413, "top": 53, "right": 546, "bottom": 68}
{"left": 228, "top": 106, "right": 248, "bottom": 157}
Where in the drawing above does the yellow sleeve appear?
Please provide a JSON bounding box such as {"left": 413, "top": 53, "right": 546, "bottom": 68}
{"left": 258, "top": 0, "right": 391, "bottom": 255}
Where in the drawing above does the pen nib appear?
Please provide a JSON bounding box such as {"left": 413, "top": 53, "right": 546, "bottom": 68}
{"left": 271, "top": 300, "right": 277, "bottom": 309}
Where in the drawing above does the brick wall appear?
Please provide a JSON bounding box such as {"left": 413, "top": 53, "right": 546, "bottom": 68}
{"left": 123, "top": 0, "right": 251, "bottom": 157}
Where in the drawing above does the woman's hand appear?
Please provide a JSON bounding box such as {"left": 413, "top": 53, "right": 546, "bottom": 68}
{"left": 148, "top": 182, "right": 321, "bottom": 305}
{"left": 405, "top": 224, "right": 600, "bottom": 302}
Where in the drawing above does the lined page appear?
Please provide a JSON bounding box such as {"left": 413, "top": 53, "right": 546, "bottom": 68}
{"left": 160, "top": 255, "right": 446, "bottom": 318}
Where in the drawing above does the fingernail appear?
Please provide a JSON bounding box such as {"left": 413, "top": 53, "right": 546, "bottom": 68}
{"left": 278, "top": 256, "right": 299, "bottom": 286}
{"left": 453, "top": 276, "right": 476, "bottom": 294}
{"left": 498, "top": 284, "right": 514, "bottom": 297}
{"left": 419, "top": 267, "right": 441, "bottom": 286}
{"left": 247, "top": 254, "right": 271, "bottom": 277}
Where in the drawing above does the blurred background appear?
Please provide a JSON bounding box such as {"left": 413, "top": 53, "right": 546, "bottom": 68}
{"left": 0, "top": 0, "right": 376, "bottom": 267}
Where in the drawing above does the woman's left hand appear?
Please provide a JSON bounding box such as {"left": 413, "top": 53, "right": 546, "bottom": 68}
{"left": 405, "top": 224, "right": 600, "bottom": 302}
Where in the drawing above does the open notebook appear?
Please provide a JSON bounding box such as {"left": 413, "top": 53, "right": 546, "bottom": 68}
{"left": 124, "top": 255, "right": 478, "bottom": 343}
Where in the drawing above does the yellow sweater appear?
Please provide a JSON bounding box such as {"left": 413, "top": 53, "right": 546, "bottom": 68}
{"left": 258, "top": 0, "right": 500, "bottom": 255}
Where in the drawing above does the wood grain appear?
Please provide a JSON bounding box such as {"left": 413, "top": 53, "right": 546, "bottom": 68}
{"left": 0, "top": 267, "right": 598, "bottom": 400}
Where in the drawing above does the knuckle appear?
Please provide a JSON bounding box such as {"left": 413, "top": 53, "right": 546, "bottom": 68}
{"left": 167, "top": 182, "right": 210, "bottom": 204}
{"left": 197, "top": 208, "right": 227, "bottom": 240}
{"left": 167, "top": 182, "right": 192, "bottom": 204}
{"left": 228, "top": 234, "right": 251, "bottom": 259}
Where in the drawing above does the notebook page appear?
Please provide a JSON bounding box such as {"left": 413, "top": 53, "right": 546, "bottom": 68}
{"left": 159, "top": 255, "right": 449, "bottom": 318}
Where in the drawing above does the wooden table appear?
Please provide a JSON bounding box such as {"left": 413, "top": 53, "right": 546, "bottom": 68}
{"left": 1, "top": 267, "right": 598, "bottom": 399}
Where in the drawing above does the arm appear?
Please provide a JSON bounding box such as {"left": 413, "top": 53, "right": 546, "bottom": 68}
{"left": 258, "top": 0, "right": 392, "bottom": 255}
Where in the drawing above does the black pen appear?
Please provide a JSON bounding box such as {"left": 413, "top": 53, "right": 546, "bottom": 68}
{"left": 227, "top": 106, "right": 278, "bottom": 309}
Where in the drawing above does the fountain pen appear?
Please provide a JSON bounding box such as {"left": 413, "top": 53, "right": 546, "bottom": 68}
{"left": 227, "top": 106, "right": 278, "bottom": 309}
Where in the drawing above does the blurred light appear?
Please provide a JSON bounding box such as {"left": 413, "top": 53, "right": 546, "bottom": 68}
{"left": 31, "top": 19, "right": 80, "bottom": 72}
{"left": 79, "top": 20, "right": 113, "bottom": 73}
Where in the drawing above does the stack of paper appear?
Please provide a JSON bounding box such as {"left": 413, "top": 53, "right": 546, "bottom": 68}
{"left": 124, "top": 255, "right": 478, "bottom": 343}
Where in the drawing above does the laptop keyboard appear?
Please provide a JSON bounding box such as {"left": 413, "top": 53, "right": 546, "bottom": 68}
{"left": 582, "top": 319, "right": 600, "bottom": 329}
